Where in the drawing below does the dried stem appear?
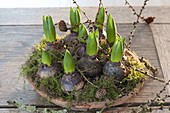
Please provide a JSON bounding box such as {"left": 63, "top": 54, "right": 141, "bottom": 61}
{"left": 135, "top": 68, "right": 165, "bottom": 83}
{"left": 76, "top": 67, "right": 99, "bottom": 88}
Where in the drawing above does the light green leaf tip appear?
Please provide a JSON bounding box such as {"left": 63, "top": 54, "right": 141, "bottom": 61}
{"left": 70, "top": 7, "right": 76, "bottom": 26}
{"left": 96, "top": 5, "right": 105, "bottom": 29}
{"left": 70, "top": 7, "right": 81, "bottom": 33}
{"left": 47, "top": 16, "right": 56, "bottom": 42}
{"left": 77, "top": 6, "right": 81, "bottom": 12}
{"left": 111, "top": 36, "right": 125, "bottom": 62}
{"left": 43, "top": 16, "right": 49, "bottom": 42}
{"left": 64, "top": 50, "right": 75, "bottom": 74}
{"left": 75, "top": 9, "right": 80, "bottom": 25}
{"left": 106, "top": 14, "right": 117, "bottom": 44}
{"left": 42, "top": 50, "right": 52, "bottom": 67}
{"left": 43, "top": 16, "right": 56, "bottom": 43}
{"left": 86, "top": 30, "right": 99, "bottom": 56}
{"left": 78, "top": 24, "right": 89, "bottom": 42}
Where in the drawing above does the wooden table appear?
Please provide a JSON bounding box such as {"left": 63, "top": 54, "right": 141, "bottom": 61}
{"left": 0, "top": 7, "right": 170, "bottom": 113}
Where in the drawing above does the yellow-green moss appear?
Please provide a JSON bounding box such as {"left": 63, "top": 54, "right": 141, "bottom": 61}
{"left": 35, "top": 38, "right": 46, "bottom": 51}
{"left": 120, "top": 56, "right": 146, "bottom": 91}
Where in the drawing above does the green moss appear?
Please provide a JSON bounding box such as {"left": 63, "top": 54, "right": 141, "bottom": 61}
{"left": 20, "top": 37, "right": 147, "bottom": 103}
{"left": 21, "top": 48, "right": 146, "bottom": 103}
{"left": 97, "top": 77, "right": 120, "bottom": 99}
{"left": 20, "top": 38, "right": 64, "bottom": 78}
{"left": 79, "top": 83, "right": 97, "bottom": 102}
{"left": 35, "top": 74, "right": 75, "bottom": 103}
{"left": 20, "top": 38, "right": 47, "bottom": 77}
{"left": 20, "top": 50, "right": 41, "bottom": 77}
{"left": 36, "top": 75, "right": 63, "bottom": 97}
{"left": 78, "top": 76, "right": 120, "bottom": 102}
{"left": 33, "top": 74, "right": 121, "bottom": 102}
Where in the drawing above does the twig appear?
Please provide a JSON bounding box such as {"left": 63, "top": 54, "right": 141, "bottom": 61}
{"left": 139, "top": 57, "right": 158, "bottom": 75}
{"left": 76, "top": 67, "right": 99, "bottom": 88}
{"left": 116, "top": 103, "right": 133, "bottom": 113}
{"left": 125, "top": 0, "right": 145, "bottom": 21}
{"left": 72, "top": 0, "right": 90, "bottom": 22}
{"left": 135, "top": 68, "right": 165, "bottom": 83}
{"left": 80, "top": 66, "right": 97, "bottom": 73}
{"left": 126, "top": 58, "right": 164, "bottom": 83}
{"left": 151, "top": 80, "right": 170, "bottom": 102}
{"left": 126, "top": 0, "right": 150, "bottom": 48}
{"left": 160, "top": 94, "right": 170, "bottom": 102}
{"left": 132, "top": 80, "right": 170, "bottom": 112}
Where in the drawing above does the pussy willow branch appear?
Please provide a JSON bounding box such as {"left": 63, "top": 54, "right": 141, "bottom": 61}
{"left": 132, "top": 80, "right": 170, "bottom": 112}
{"left": 151, "top": 80, "right": 170, "bottom": 102}
{"left": 139, "top": 57, "right": 158, "bottom": 75}
{"left": 125, "top": 0, "right": 145, "bottom": 21}
{"left": 118, "top": 80, "right": 170, "bottom": 113}
{"left": 72, "top": 0, "right": 90, "bottom": 22}
{"left": 126, "top": 0, "right": 150, "bottom": 48}
{"left": 160, "top": 94, "right": 170, "bottom": 102}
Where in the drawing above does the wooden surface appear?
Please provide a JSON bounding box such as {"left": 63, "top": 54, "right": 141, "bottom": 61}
{"left": 0, "top": 7, "right": 170, "bottom": 25}
{"left": 0, "top": 7, "right": 170, "bottom": 112}
{"left": 151, "top": 24, "right": 170, "bottom": 94}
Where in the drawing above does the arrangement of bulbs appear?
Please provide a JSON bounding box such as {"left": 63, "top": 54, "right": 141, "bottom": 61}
{"left": 37, "top": 5, "right": 127, "bottom": 92}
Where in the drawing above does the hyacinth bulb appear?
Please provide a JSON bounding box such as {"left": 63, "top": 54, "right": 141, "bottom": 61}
{"left": 86, "top": 29, "right": 99, "bottom": 56}
{"left": 111, "top": 36, "right": 125, "bottom": 62}
{"left": 106, "top": 14, "right": 117, "bottom": 44}
{"left": 70, "top": 7, "right": 80, "bottom": 33}
{"left": 61, "top": 73, "right": 84, "bottom": 92}
{"left": 64, "top": 50, "right": 75, "bottom": 74}
{"left": 78, "top": 24, "right": 89, "bottom": 42}
{"left": 43, "top": 16, "right": 56, "bottom": 43}
{"left": 96, "top": 5, "right": 105, "bottom": 29}
{"left": 41, "top": 50, "right": 52, "bottom": 67}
